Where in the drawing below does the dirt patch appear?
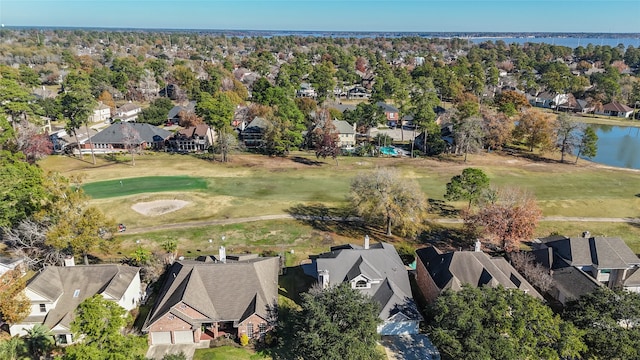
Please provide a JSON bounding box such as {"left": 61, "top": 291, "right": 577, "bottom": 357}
{"left": 131, "top": 200, "right": 190, "bottom": 216}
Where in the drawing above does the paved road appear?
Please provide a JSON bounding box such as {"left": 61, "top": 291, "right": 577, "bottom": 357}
{"left": 124, "top": 215, "right": 640, "bottom": 235}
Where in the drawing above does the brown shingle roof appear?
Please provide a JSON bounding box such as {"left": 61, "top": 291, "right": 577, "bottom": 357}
{"left": 603, "top": 102, "right": 633, "bottom": 112}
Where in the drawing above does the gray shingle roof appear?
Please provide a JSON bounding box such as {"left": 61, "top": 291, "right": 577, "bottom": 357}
{"left": 313, "top": 242, "right": 422, "bottom": 322}
{"left": 416, "top": 247, "right": 542, "bottom": 299}
{"left": 332, "top": 119, "right": 355, "bottom": 135}
{"left": 26, "top": 265, "right": 140, "bottom": 331}
{"left": 551, "top": 267, "right": 603, "bottom": 301}
{"left": 537, "top": 236, "right": 640, "bottom": 269}
{"left": 89, "top": 123, "right": 172, "bottom": 144}
{"left": 144, "top": 256, "right": 279, "bottom": 330}
{"left": 377, "top": 102, "right": 399, "bottom": 113}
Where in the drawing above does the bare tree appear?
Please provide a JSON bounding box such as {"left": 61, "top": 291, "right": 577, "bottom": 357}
{"left": 121, "top": 123, "right": 142, "bottom": 166}
{"left": 2, "top": 218, "right": 65, "bottom": 270}
{"left": 510, "top": 251, "right": 554, "bottom": 293}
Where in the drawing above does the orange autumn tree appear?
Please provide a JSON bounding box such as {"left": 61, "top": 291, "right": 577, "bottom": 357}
{"left": 463, "top": 186, "right": 542, "bottom": 252}
{"left": 0, "top": 268, "right": 30, "bottom": 324}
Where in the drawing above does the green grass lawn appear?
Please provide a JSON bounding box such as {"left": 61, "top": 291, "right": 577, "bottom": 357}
{"left": 82, "top": 176, "right": 208, "bottom": 199}
{"left": 193, "top": 346, "right": 270, "bottom": 360}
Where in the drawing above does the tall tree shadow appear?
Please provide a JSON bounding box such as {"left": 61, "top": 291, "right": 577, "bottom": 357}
{"left": 417, "top": 223, "right": 474, "bottom": 252}
{"left": 427, "top": 199, "right": 458, "bottom": 218}
{"left": 286, "top": 203, "right": 371, "bottom": 238}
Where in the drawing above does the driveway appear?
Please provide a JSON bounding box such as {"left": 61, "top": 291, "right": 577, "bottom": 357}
{"left": 146, "top": 344, "right": 198, "bottom": 360}
{"left": 380, "top": 334, "right": 440, "bottom": 360}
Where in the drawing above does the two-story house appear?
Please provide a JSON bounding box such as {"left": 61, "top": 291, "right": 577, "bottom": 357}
{"left": 532, "top": 234, "right": 640, "bottom": 291}
{"left": 114, "top": 103, "right": 142, "bottom": 122}
{"left": 10, "top": 259, "right": 141, "bottom": 345}
{"left": 306, "top": 237, "right": 423, "bottom": 335}
{"left": 166, "top": 124, "right": 216, "bottom": 152}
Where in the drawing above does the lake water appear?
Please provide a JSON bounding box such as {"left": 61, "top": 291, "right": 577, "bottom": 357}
{"left": 582, "top": 124, "right": 640, "bottom": 169}
{"left": 469, "top": 37, "right": 640, "bottom": 48}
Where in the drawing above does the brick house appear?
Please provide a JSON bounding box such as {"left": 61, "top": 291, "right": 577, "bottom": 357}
{"left": 415, "top": 245, "right": 541, "bottom": 304}
{"left": 143, "top": 250, "right": 279, "bottom": 345}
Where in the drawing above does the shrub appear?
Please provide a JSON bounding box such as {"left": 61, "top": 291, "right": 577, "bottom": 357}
{"left": 239, "top": 333, "right": 249, "bottom": 347}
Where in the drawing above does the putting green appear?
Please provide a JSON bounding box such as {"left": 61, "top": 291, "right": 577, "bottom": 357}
{"left": 82, "top": 176, "right": 208, "bottom": 199}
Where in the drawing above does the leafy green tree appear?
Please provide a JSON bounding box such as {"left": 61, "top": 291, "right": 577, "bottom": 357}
{"left": 251, "top": 77, "right": 272, "bottom": 105}
{"left": 563, "top": 288, "right": 640, "bottom": 360}
{"left": 410, "top": 77, "right": 440, "bottom": 154}
{"left": 0, "top": 151, "right": 47, "bottom": 227}
{"left": 0, "top": 337, "right": 27, "bottom": 360}
{"left": 25, "top": 324, "right": 54, "bottom": 360}
{"left": 60, "top": 85, "right": 97, "bottom": 163}
{"left": 63, "top": 295, "right": 146, "bottom": 360}
{"left": 263, "top": 115, "right": 303, "bottom": 156}
{"left": 309, "top": 61, "right": 336, "bottom": 104}
{"left": 427, "top": 286, "right": 586, "bottom": 360}
{"left": 575, "top": 126, "right": 598, "bottom": 164}
{"left": 138, "top": 97, "right": 174, "bottom": 125}
{"left": 0, "top": 77, "right": 34, "bottom": 124}
{"left": 273, "top": 283, "right": 384, "bottom": 360}
{"left": 196, "top": 92, "right": 235, "bottom": 161}
{"left": 350, "top": 168, "right": 428, "bottom": 236}
{"left": 46, "top": 206, "right": 116, "bottom": 265}
{"left": 444, "top": 168, "right": 490, "bottom": 209}
{"left": 495, "top": 90, "right": 530, "bottom": 117}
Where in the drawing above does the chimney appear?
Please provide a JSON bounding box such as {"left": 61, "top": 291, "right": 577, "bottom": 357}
{"left": 474, "top": 240, "right": 482, "bottom": 252}
{"left": 219, "top": 246, "right": 226, "bottom": 263}
{"left": 364, "top": 235, "right": 370, "bottom": 250}
{"left": 318, "top": 269, "right": 329, "bottom": 289}
{"left": 64, "top": 256, "right": 75, "bottom": 267}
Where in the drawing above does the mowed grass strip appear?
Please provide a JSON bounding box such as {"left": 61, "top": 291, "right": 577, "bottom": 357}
{"left": 82, "top": 176, "right": 208, "bottom": 199}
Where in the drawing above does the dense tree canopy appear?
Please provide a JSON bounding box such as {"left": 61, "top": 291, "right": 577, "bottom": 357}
{"left": 563, "top": 288, "right": 640, "bottom": 360}
{"left": 272, "top": 283, "right": 384, "bottom": 360}
{"left": 427, "top": 285, "right": 586, "bottom": 360}
{"left": 444, "top": 168, "right": 490, "bottom": 209}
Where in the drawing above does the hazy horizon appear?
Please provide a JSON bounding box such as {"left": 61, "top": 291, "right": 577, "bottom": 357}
{"left": 2, "top": 1, "right": 639, "bottom": 33}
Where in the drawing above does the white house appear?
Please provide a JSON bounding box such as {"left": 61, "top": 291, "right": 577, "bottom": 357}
{"left": 89, "top": 102, "right": 111, "bottom": 123}
{"left": 595, "top": 102, "right": 634, "bottom": 118}
{"left": 114, "top": 103, "right": 142, "bottom": 122}
{"left": 10, "top": 259, "right": 141, "bottom": 345}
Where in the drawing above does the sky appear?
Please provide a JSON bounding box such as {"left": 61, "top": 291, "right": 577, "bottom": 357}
{"left": 0, "top": 0, "right": 639, "bottom": 33}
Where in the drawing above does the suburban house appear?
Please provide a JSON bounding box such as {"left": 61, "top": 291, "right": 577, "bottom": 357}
{"left": 377, "top": 102, "right": 400, "bottom": 125}
{"left": 332, "top": 119, "right": 356, "bottom": 148}
{"left": 89, "top": 102, "right": 111, "bottom": 123}
{"left": 166, "top": 124, "right": 215, "bottom": 152}
{"left": 594, "top": 102, "right": 634, "bottom": 118}
{"left": 531, "top": 239, "right": 597, "bottom": 305}
{"left": 143, "top": 250, "right": 279, "bottom": 345}
{"left": 296, "top": 83, "right": 317, "bottom": 98}
{"left": 305, "top": 237, "right": 423, "bottom": 335}
{"left": 557, "top": 94, "right": 594, "bottom": 113}
{"left": 83, "top": 123, "right": 171, "bottom": 153}
{"left": 10, "top": 259, "right": 141, "bottom": 345}
{"left": 345, "top": 86, "right": 370, "bottom": 99}
{"left": 241, "top": 116, "right": 270, "bottom": 149}
{"left": 529, "top": 91, "right": 570, "bottom": 109}
{"left": 113, "top": 102, "right": 142, "bottom": 122}
{"left": 0, "top": 255, "right": 25, "bottom": 277}
{"left": 415, "top": 245, "right": 542, "bottom": 304}
{"left": 167, "top": 101, "right": 196, "bottom": 125}
{"left": 532, "top": 234, "right": 640, "bottom": 291}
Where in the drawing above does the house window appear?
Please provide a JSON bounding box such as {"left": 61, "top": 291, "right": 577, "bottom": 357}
{"left": 57, "top": 334, "right": 68, "bottom": 344}
{"left": 259, "top": 323, "right": 267, "bottom": 336}
{"left": 73, "top": 289, "right": 80, "bottom": 298}
{"left": 247, "top": 323, "right": 253, "bottom": 338}
{"left": 39, "top": 304, "right": 47, "bottom": 313}
{"left": 355, "top": 280, "right": 367, "bottom": 288}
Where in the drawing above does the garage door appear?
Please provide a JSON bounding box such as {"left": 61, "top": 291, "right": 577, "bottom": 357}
{"left": 151, "top": 331, "right": 171, "bottom": 344}
{"left": 173, "top": 330, "right": 194, "bottom": 344}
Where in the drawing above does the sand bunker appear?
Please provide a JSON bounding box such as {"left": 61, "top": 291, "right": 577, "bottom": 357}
{"left": 131, "top": 200, "right": 190, "bottom": 216}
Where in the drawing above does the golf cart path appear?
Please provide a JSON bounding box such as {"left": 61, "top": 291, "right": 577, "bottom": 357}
{"left": 124, "top": 215, "right": 640, "bottom": 235}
